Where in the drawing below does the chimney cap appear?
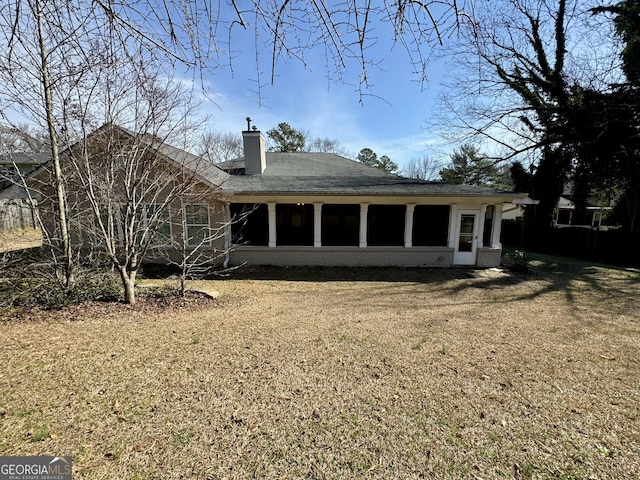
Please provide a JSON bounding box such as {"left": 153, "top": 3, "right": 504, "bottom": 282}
{"left": 244, "top": 116, "right": 260, "bottom": 133}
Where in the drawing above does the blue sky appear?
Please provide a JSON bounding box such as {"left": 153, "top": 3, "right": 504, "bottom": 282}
{"left": 195, "top": 26, "right": 451, "bottom": 172}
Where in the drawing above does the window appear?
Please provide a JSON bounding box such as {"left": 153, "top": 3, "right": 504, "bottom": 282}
{"left": 276, "top": 204, "right": 313, "bottom": 246}
{"left": 412, "top": 205, "right": 450, "bottom": 246}
{"left": 115, "top": 152, "right": 129, "bottom": 169}
{"left": 557, "top": 209, "right": 572, "bottom": 225}
{"left": 482, "top": 205, "right": 494, "bottom": 247}
{"left": 145, "top": 204, "right": 172, "bottom": 245}
{"left": 458, "top": 215, "right": 475, "bottom": 252}
{"left": 230, "top": 203, "right": 268, "bottom": 245}
{"left": 322, "top": 204, "right": 359, "bottom": 246}
{"left": 185, "top": 204, "right": 211, "bottom": 247}
{"left": 367, "top": 205, "right": 405, "bottom": 246}
{"left": 592, "top": 210, "right": 602, "bottom": 228}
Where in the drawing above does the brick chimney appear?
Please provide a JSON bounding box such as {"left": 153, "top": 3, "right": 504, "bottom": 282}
{"left": 242, "top": 117, "right": 266, "bottom": 175}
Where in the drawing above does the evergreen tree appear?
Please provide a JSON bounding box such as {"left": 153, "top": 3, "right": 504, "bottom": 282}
{"left": 357, "top": 148, "right": 399, "bottom": 173}
{"left": 439, "top": 145, "right": 501, "bottom": 186}
{"left": 266, "top": 123, "right": 307, "bottom": 152}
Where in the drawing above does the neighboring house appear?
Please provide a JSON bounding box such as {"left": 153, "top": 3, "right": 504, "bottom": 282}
{"left": 0, "top": 152, "right": 49, "bottom": 199}
{"left": 502, "top": 194, "right": 611, "bottom": 229}
{"left": 29, "top": 123, "right": 527, "bottom": 268}
{"left": 0, "top": 153, "right": 45, "bottom": 233}
{"left": 555, "top": 196, "right": 611, "bottom": 228}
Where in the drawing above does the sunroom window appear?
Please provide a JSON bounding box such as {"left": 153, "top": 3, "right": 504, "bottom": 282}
{"left": 367, "top": 205, "right": 405, "bottom": 246}
{"left": 322, "top": 204, "right": 359, "bottom": 246}
{"left": 230, "top": 203, "right": 268, "bottom": 246}
{"left": 276, "top": 204, "right": 313, "bottom": 246}
{"left": 412, "top": 205, "right": 450, "bottom": 246}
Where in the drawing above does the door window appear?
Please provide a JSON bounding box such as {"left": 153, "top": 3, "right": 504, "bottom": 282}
{"left": 458, "top": 214, "right": 475, "bottom": 252}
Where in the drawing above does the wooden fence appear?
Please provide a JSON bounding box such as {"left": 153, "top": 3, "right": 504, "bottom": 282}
{"left": 0, "top": 199, "right": 37, "bottom": 233}
{"left": 502, "top": 221, "right": 640, "bottom": 267}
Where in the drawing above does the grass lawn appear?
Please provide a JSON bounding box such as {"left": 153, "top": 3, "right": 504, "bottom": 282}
{"left": 1, "top": 254, "right": 639, "bottom": 479}
{"left": 0, "top": 227, "right": 42, "bottom": 253}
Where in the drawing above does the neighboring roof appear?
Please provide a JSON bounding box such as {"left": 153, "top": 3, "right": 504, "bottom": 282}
{"left": 1, "top": 153, "right": 50, "bottom": 193}
{"left": 221, "top": 153, "right": 524, "bottom": 198}
{"left": 512, "top": 195, "right": 540, "bottom": 205}
{"left": 0, "top": 152, "right": 49, "bottom": 166}
{"left": 558, "top": 196, "right": 611, "bottom": 211}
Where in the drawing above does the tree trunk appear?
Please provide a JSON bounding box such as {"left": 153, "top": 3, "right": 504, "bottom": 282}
{"left": 35, "top": 0, "right": 74, "bottom": 287}
{"left": 118, "top": 266, "right": 137, "bottom": 304}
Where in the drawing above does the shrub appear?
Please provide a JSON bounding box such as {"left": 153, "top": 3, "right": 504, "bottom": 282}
{"left": 0, "top": 267, "right": 121, "bottom": 315}
{"left": 503, "top": 249, "right": 533, "bottom": 274}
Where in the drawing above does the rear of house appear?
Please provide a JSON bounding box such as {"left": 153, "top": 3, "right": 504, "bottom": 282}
{"left": 219, "top": 125, "right": 525, "bottom": 268}
{"left": 25, "top": 123, "right": 526, "bottom": 269}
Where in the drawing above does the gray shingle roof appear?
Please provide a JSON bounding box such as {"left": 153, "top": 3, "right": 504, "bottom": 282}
{"left": 81, "top": 124, "right": 230, "bottom": 188}
{"left": 141, "top": 137, "right": 229, "bottom": 188}
{"left": 0, "top": 152, "right": 49, "bottom": 166}
{"left": 221, "top": 152, "right": 522, "bottom": 197}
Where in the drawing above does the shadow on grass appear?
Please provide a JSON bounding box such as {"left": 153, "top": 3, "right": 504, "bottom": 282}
{"left": 221, "top": 252, "right": 640, "bottom": 311}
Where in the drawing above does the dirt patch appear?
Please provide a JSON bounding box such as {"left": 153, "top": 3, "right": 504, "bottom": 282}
{"left": 5, "top": 290, "right": 216, "bottom": 323}
{"left": 0, "top": 263, "right": 639, "bottom": 479}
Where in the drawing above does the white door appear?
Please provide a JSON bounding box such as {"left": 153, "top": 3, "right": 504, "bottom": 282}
{"left": 453, "top": 211, "right": 479, "bottom": 265}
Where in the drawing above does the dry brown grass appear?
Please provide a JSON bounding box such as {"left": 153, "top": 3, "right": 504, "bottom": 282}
{"left": 0, "top": 227, "right": 42, "bottom": 253}
{"left": 1, "top": 257, "right": 639, "bottom": 479}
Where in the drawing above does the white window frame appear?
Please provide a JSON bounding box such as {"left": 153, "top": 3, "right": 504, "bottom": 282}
{"left": 184, "top": 204, "right": 212, "bottom": 247}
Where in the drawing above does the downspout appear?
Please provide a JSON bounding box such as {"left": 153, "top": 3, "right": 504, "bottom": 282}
{"left": 223, "top": 203, "right": 231, "bottom": 269}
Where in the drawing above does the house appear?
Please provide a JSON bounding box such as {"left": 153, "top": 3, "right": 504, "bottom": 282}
{"left": 0, "top": 152, "right": 49, "bottom": 199}
{"left": 0, "top": 153, "right": 46, "bottom": 235}
{"left": 218, "top": 123, "right": 525, "bottom": 267}
{"left": 502, "top": 194, "right": 611, "bottom": 229}
{"left": 28, "top": 123, "right": 526, "bottom": 268}
{"left": 555, "top": 195, "right": 611, "bottom": 229}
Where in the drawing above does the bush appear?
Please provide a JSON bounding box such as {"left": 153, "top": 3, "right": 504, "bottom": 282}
{"left": 503, "top": 249, "right": 533, "bottom": 274}
{"left": 0, "top": 268, "right": 121, "bottom": 315}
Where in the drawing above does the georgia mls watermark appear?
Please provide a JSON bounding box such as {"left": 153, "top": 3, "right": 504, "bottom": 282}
{"left": 0, "top": 456, "right": 71, "bottom": 480}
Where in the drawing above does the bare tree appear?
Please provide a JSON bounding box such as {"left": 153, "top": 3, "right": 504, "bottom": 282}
{"left": 0, "top": 0, "right": 109, "bottom": 287}
{"left": 58, "top": 64, "right": 227, "bottom": 304}
{"left": 430, "top": 0, "right": 626, "bottom": 227}
{"left": 0, "top": 125, "right": 47, "bottom": 153}
{"left": 198, "top": 130, "right": 244, "bottom": 164}
{"left": 306, "top": 137, "right": 351, "bottom": 157}
{"left": 403, "top": 156, "right": 442, "bottom": 180}
{"left": 432, "top": 0, "right": 620, "bottom": 160}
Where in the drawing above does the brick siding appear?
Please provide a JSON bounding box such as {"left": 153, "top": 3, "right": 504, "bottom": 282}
{"left": 230, "top": 247, "right": 456, "bottom": 267}
{"left": 475, "top": 247, "right": 502, "bottom": 267}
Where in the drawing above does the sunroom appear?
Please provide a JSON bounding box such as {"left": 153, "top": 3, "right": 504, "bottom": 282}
{"left": 217, "top": 125, "right": 524, "bottom": 268}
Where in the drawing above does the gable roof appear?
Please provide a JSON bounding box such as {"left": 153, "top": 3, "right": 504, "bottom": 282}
{"left": 220, "top": 152, "right": 523, "bottom": 198}
{"left": 58, "top": 123, "right": 229, "bottom": 189}
{"left": 133, "top": 131, "right": 229, "bottom": 189}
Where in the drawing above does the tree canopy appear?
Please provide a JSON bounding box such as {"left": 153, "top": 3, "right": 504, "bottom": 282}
{"left": 439, "top": 145, "right": 503, "bottom": 187}
{"left": 434, "top": 0, "right": 640, "bottom": 230}
{"left": 266, "top": 123, "right": 307, "bottom": 152}
{"left": 357, "top": 148, "right": 399, "bottom": 174}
